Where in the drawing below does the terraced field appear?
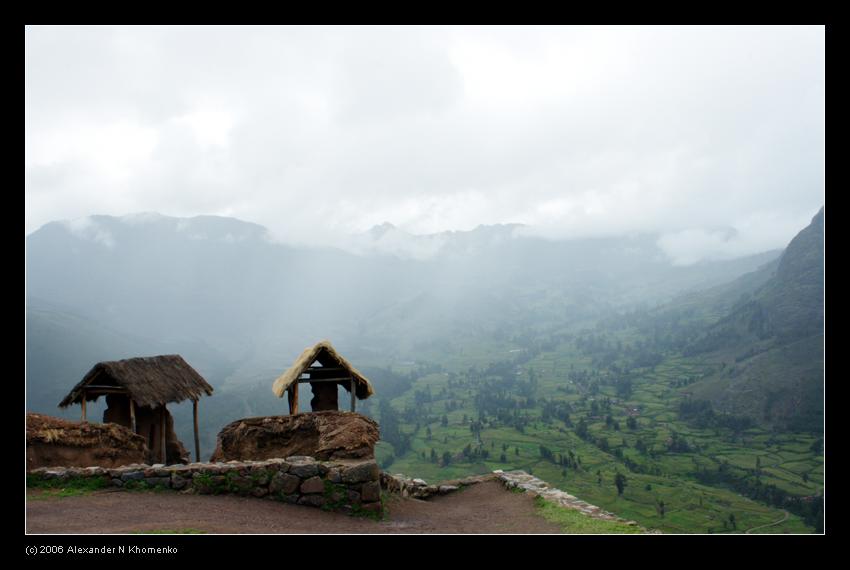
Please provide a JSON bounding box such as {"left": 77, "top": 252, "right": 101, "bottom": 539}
{"left": 375, "top": 340, "right": 823, "bottom": 534}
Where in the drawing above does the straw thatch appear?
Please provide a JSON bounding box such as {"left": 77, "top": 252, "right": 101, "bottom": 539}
{"left": 272, "top": 340, "right": 374, "bottom": 400}
{"left": 58, "top": 355, "right": 214, "bottom": 409}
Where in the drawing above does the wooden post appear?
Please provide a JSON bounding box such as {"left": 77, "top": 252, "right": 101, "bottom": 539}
{"left": 129, "top": 398, "right": 136, "bottom": 433}
{"left": 350, "top": 378, "right": 356, "bottom": 412}
{"left": 80, "top": 394, "right": 87, "bottom": 422}
{"left": 288, "top": 382, "right": 299, "bottom": 415}
{"left": 193, "top": 398, "right": 200, "bottom": 463}
{"left": 160, "top": 406, "right": 167, "bottom": 465}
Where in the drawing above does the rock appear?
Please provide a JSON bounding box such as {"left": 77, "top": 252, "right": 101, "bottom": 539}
{"left": 298, "top": 495, "right": 326, "bottom": 508}
{"left": 120, "top": 471, "right": 144, "bottom": 482}
{"left": 361, "top": 481, "right": 381, "bottom": 502}
{"left": 285, "top": 456, "right": 315, "bottom": 462}
{"left": 412, "top": 478, "right": 427, "bottom": 486}
{"left": 209, "top": 411, "right": 380, "bottom": 462}
{"left": 327, "top": 468, "right": 342, "bottom": 483}
{"left": 251, "top": 470, "right": 271, "bottom": 486}
{"left": 340, "top": 461, "right": 380, "bottom": 484}
{"left": 228, "top": 475, "right": 254, "bottom": 494}
{"left": 347, "top": 490, "right": 361, "bottom": 504}
{"left": 171, "top": 475, "right": 188, "bottom": 490}
{"left": 269, "top": 472, "right": 301, "bottom": 495}
{"left": 145, "top": 477, "right": 171, "bottom": 488}
{"left": 328, "top": 488, "right": 347, "bottom": 503}
{"left": 252, "top": 487, "right": 269, "bottom": 498}
{"left": 111, "top": 478, "right": 123, "bottom": 487}
{"left": 266, "top": 459, "right": 291, "bottom": 473}
{"left": 300, "top": 476, "right": 325, "bottom": 494}
{"left": 289, "top": 462, "right": 319, "bottom": 479}
{"left": 439, "top": 485, "right": 459, "bottom": 494}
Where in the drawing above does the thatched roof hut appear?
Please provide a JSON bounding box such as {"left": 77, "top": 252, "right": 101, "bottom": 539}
{"left": 58, "top": 355, "right": 213, "bottom": 463}
{"left": 272, "top": 340, "right": 374, "bottom": 414}
{"left": 59, "top": 355, "right": 213, "bottom": 409}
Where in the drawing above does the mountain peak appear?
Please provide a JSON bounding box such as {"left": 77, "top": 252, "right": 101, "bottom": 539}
{"left": 366, "top": 222, "right": 399, "bottom": 239}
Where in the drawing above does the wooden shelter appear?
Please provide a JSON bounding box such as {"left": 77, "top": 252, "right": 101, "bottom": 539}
{"left": 58, "top": 355, "right": 214, "bottom": 464}
{"left": 272, "top": 340, "right": 374, "bottom": 414}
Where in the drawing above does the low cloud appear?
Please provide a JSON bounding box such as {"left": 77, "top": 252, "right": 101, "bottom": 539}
{"left": 26, "top": 25, "right": 824, "bottom": 263}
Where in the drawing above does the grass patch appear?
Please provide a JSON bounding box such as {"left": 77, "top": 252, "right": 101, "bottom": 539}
{"left": 26, "top": 474, "right": 109, "bottom": 498}
{"left": 534, "top": 497, "right": 645, "bottom": 534}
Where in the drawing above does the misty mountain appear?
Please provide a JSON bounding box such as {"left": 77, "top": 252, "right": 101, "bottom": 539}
{"left": 24, "top": 211, "right": 806, "bottom": 454}
{"left": 26, "top": 213, "right": 781, "bottom": 366}
{"left": 682, "top": 207, "right": 824, "bottom": 431}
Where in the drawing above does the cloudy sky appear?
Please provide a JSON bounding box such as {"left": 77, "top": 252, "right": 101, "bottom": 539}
{"left": 25, "top": 25, "right": 824, "bottom": 263}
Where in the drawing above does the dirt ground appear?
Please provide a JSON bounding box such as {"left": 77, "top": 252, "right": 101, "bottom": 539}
{"left": 26, "top": 480, "right": 562, "bottom": 534}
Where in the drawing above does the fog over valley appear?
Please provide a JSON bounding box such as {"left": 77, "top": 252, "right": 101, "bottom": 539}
{"left": 25, "top": 25, "right": 824, "bottom": 535}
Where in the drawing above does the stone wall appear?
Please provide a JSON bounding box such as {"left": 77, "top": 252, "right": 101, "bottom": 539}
{"left": 28, "top": 456, "right": 383, "bottom": 516}
{"left": 494, "top": 469, "right": 655, "bottom": 531}
{"left": 380, "top": 472, "right": 495, "bottom": 499}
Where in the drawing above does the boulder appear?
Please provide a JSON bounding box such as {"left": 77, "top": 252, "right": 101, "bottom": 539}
{"left": 209, "top": 411, "right": 380, "bottom": 462}
{"left": 300, "top": 476, "right": 325, "bottom": 494}
{"left": 361, "top": 481, "right": 381, "bottom": 502}
{"left": 340, "top": 461, "right": 380, "bottom": 484}
{"left": 26, "top": 413, "right": 148, "bottom": 470}
{"left": 269, "top": 472, "right": 301, "bottom": 495}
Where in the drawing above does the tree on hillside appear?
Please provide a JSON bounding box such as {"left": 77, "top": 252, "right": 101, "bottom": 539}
{"left": 615, "top": 472, "right": 627, "bottom": 496}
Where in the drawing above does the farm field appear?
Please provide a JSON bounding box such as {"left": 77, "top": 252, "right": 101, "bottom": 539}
{"left": 375, "top": 338, "right": 823, "bottom": 534}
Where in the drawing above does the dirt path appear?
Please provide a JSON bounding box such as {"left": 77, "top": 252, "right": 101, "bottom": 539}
{"left": 26, "top": 481, "right": 562, "bottom": 534}
{"left": 745, "top": 510, "right": 790, "bottom": 534}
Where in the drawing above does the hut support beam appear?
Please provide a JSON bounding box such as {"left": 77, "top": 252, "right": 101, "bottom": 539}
{"left": 80, "top": 395, "right": 87, "bottom": 421}
{"left": 193, "top": 398, "right": 200, "bottom": 463}
{"left": 288, "top": 383, "right": 299, "bottom": 415}
{"left": 129, "top": 398, "right": 136, "bottom": 433}
{"left": 350, "top": 378, "right": 356, "bottom": 412}
{"left": 160, "top": 407, "right": 167, "bottom": 465}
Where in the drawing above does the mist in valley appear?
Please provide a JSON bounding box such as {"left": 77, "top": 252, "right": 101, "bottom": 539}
{"left": 25, "top": 25, "right": 824, "bottom": 533}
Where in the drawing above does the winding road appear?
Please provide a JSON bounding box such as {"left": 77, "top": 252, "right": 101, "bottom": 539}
{"left": 745, "top": 510, "right": 789, "bottom": 534}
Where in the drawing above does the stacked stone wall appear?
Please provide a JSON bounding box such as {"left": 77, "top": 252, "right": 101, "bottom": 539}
{"left": 28, "top": 456, "right": 383, "bottom": 516}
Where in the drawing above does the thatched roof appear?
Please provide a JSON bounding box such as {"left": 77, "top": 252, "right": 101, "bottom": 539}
{"left": 58, "top": 355, "right": 214, "bottom": 409}
{"left": 272, "top": 340, "right": 374, "bottom": 400}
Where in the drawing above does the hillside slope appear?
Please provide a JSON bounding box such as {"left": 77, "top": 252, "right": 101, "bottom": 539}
{"left": 687, "top": 207, "right": 824, "bottom": 431}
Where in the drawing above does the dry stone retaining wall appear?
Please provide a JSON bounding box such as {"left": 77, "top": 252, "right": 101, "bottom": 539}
{"left": 495, "top": 469, "right": 654, "bottom": 531}
{"left": 28, "top": 456, "right": 383, "bottom": 515}
{"left": 380, "top": 472, "right": 495, "bottom": 499}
